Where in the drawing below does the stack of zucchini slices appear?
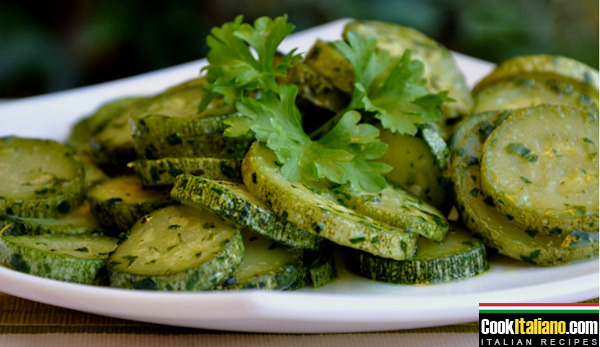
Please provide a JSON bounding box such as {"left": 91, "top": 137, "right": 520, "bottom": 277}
{"left": 451, "top": 55, "right": 599, "bottom": 265}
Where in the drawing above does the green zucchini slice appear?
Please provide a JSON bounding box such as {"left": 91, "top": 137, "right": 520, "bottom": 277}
{"left": 218, "top": 230, "right": 304, "bottom": 290}
{"left": 86, "top": 175, "right": 173, "bottom": 235}
{"left": 130, "top": 78, "right": 251, "bottom": 159}
{"left": 331, "top": 181, "right": 449, "bottom": 241}
{"left": 0, "top": 227, "right": 118, "bottom": 285}
{"left": 0, "top": 137, "right": 84, "bottom": 218}
{"left": 451, "top": 110, "right": 599, "bottom": 265}
{"left": 242, "top": 142, "right": 417, "bottom": 261}
{"left": 171, "top": 175, "right": 323, "bottom": 250}
{"left": 108, "top": 205, "right": 244, "bottom": 291}
{"left": 347, "top": 224, "right": 488, "bottom": 284}
{"left": 480, "top": 105, "right": 598, "bottom": 233}
{"left": 304, "top": 39, "right": 355, "bottom": 95}
{"left": 131, "top": 157, "right": 241, "bottom": 187}
{"left": 0, "top": 203, "right": 103, "bottom": 236}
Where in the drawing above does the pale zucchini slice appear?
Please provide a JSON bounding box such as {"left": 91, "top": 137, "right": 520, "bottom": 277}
{"left": 0, "top": 227, "right": 118, "bottom": 284}
{"left": 451, "top": 110, "right": 599, "bottom": 265}
{"left": 378, "top": 128, "right": 447, "bottom": 207}
{"left": 331, "top": 182, "right": 449, "bottom": 241}
{"left": 242, "top": 142, "right": 417, "bottom": 261}
{"left": 218, "top": 230, "right": 304, "bottom": 290}
{"left": 343, "top": 20, "right": 473, "bottom": 130}
{"left": 480, "top": 105, "right": 598, "bottom": 233}
{"left": 0, "top": 137, "right": 84, "bottom": 218}
{"left": 86, "top": 175, "right": 173, "bottom": 235}
{"left": 347, "top": 224, "right": 488, "bottom": 284}
{"left": 131, "top": 157, "right": 241, "bottom": 187}
{"left": 0, "top": 203, "right": 103, "bottom": 236}
{"left": 87, "top": 96, "right": 148, "bottom": 135}
{"left": 171, "top": 175, "right": 323, "bottom": 250}
{"left": 304, "top": 40, "right": 355, "bottom": 95}
{"left": 108, "top": 205, "right": 244, "bottom": 291}
{"left": 130, "top": 78, "right": 251, "bottom": 159}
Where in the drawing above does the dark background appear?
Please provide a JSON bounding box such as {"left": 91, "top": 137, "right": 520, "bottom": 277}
{"left": 1, "top": 0, "right": 598, "bottom": 99}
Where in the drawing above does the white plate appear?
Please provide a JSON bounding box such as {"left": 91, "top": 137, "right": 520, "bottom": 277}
{"left": 0, "top": 19, "right": 598, "bottom": 334}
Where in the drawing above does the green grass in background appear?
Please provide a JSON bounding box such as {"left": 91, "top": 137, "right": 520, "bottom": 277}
{"left": 0, "top": 0, "right": 597, "bottom": 98}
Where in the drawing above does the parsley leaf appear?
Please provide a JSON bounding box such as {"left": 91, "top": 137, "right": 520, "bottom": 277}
{"left": 334, "top": 31, "right": 452, "bottom": 135}
{"left": 228, "top": 85, "right": 391, "bottom": 192}
{"left": 198, "top": 15, "right": 301, "bottom": 112}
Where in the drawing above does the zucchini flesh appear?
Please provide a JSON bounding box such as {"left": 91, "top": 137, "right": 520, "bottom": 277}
{"left": 378, "top": 128, "right": 447, "bottom": 207}
{"left": 347, "top": 225, "right": 488, "bottom": 284}
{"left": 0, "top": 203, "right": 103, "bottom": 236}
{"left": 480, "top": 105, "right": 598, "bottom": 233}
{"left": 0, "top": 137, "right": 84, "bottom": 218}
{"left": 108, "top": 205, "right": 244, "bottom": 291}
{"left": 304, "top": 40, "right": 355, "bottom": 95}
{"left": 242, "top": 142, "right": 417, "bottom": 261}
{"left": 171, "top": 175, "right": 323, "bottom": 250}
{"left": 219, "top": 230, "right": 304, "bottom": 290}
{"left": 0, "top": 228, "right": 118, "bottom": 284}
{"left": 86, "top": 175, "right": 173, "bottom": 234}
{"left": 331, "top": 182, "right": 449, "bottom": 241}
{"left": 451, "top": 110, "right": 599, "bottom": 265}
{"left": 131, "top": 157, "right": 241, "bottom": 187}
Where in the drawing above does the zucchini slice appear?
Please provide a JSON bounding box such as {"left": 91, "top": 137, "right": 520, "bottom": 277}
{"left": 303, "top": 246, "right": 337, "bottom": 288}
{"left": 451, "top": 110, "right": 599, "bottom": 265}
{"left": 130, "top": 78, "right": 251, "bottom": 159}
{"left": 218, "top": 230, "right": 305, "bottom": 290}
{"left": 377, "top": 128, "right": 448, "bottom": 207}
{"left": 171, "top": 175, "right": 323, "bottom": 250}
{"left": 242, "top": 142, "right": 418, "bottom": 261}
{"left": 304, "top": 40, "right": 355, "bottom": 95}
{"left": 480, "top": 105, "right": 598, "bottom": 233}
{"left": 0, "top": 137, "right": 84, "bottom": 218}
{"left": 86, "top": 175, "right": 173, "bottom": 235}
{"left": 472, "top": 55, "right": 599, "bottom": 113}
{"left": 108, "top": 205, "right": 244, "bottom": 291}
{"left": 0, "top": 227, "right": 118, "bottom": 285}
{"left": 89, "top": 97, "right": 147, "bottom": 174}
{"left": 331, "top": 182, "right": 449, "bottom": 241}
{"left": 347, "top": 224, "right": 488, "bottom": 284}
{"left": 131, "top": 157, "right": 241, "bottom": 187}
{"left": 343, "top": 20, "right": 473, "bottom": 130}
{"left": 0, "top": 203, "right": 103, "bottom": 236}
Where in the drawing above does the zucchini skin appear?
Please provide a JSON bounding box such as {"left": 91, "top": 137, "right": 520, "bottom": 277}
{"left": 347, "top": 227, "right": 488, "bottom": 284}
{"left": 242, "top": 142, "right": 418, "bottom": 261}
{"left": 132, "top": 157, "right": 242, "bottom": 187}
{"left": 451, "top": 110, "right": 599, "bottom": 265}
{"left": 171, "top": 175, "right": 324, "bottom": 250}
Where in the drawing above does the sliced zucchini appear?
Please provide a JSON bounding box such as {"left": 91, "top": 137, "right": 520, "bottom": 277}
{"left": 304, "top": 40, "right": 355, "bottom": 95}
{"left": 131, "top": 157, "right": 241, "bottom": 187}
{"left": 242, "top": 142, "right": 417, "bottom": 261}
{"left": 171, "top": 175, "right": 323, "bottom": 250}
{"left": 218, "top": 230, "right": 304, "bottom": 290}
{"left": 108, "top": 205, "right": 244, "bottom": 291}
{"left": 89, "top": 97, "right": 147, "bottom": 174}
{"left": 0, "top": 137, "right": 84, "bottom": 218}
{"left": 130, "top": 79, "right": 251, "bottom": 159}
{"left": 343, "top": 20, "right": 473, "bottom": 130}
{"left": 86, "top": 175, "right": 173, "bottom": 235}
{"left": 0, "top": 227, "right": 118, "bottom": 285}
{"left": 480, "top": 105, "right": 598, "bottom": 233}
{"left": 0, "top": 203, "right": 103, "bottom": 236}
{"left": 87, "top": 97, "right": 148, "bottom": 135}
{"left": 331, "top": 181, "right": 449, "bottom": 241}
{"left": 303, "top": 246, "right": 337, "bottom": 288}
{"left": 377, "top": 128, "right": 447, "bottom": 207}
{"left": 451, "top": 110, "right": 599, "bottom": 265}
{"left": 347, "top": 224, "right": 488, "bottom": 284}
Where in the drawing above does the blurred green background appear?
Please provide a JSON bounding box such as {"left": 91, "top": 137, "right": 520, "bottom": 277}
{"left": 1, "top": 0, "right": 598, "bottom": 98}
